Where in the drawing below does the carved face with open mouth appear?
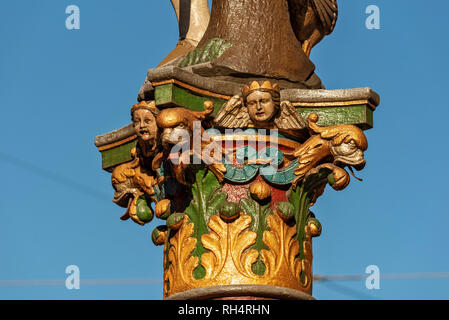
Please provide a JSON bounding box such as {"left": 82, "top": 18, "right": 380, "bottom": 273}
{"left": 132, "top": 108, "right": 159, "bottom": 151}
{"left": 330, "top": 139, "right": 366, "bottom": 171}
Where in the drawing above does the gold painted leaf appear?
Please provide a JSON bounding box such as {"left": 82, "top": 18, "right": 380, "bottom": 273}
{"left": 201, "top": 216, "right": 228, "bottom": 280}
{"left": 165, "top": 217, "right": 199, "bottom": 296}
{"left": 229, "top": 214, "right": 258, "bottom": 278}
{"left": 285, "top": 228, "right": 301, "bottom": 279}
{"left": 260, "top": 214, "right": 304, "bottom": 283}
{"left": 241, "top": 249, "right": 260, "bottom": 277}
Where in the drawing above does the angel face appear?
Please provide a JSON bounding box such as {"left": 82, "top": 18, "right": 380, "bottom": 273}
{"left": 246, "top": 91, "right": 277, "bottom": 125}
{"left": 132, "top": 108, "right": 158, "bottom": 145}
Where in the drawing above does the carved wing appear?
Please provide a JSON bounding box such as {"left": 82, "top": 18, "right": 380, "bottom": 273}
{"left": 214, "top": 95, "right": 251, "bottom": 128}
{"left": 274, "top": 101, "right": 307, "bottom": 130}
{"left": 310, "top": 0, "right": 338, "bottom": 34}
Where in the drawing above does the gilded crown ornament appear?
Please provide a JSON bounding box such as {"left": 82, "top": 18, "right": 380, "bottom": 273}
{"left": 130, "top": 100, "right": 158, "bottom": 115}
{"left": 95, "top": 0, "right": 379, "bottom": 300}
{"left": 242, "top": 81, "right": 280, "bottom": 99}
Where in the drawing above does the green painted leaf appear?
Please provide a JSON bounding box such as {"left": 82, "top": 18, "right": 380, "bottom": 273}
{"left": 183, "top": 169, "right": 226, "bottom": 279}
{"left": 240, "top": 194, "right": 272, "bottom": 276}
{"left": 288, "top": 167, "right": 333, "bottom": 284}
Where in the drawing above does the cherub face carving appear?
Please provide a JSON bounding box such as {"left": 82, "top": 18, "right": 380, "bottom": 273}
{"left": 132, "top": 108, "right": 158, "bottom": 145}
{"left": 246, "top": 90, "right": 277, "bottom": 124}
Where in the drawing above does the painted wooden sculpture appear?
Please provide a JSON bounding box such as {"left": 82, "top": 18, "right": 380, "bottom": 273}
{"left": 95, "top": 0, "right": 379, "bottom": 300}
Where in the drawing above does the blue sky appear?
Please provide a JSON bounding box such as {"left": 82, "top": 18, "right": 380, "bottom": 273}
{"left": 0, "top": 0, "right": 448, "bottom": 300}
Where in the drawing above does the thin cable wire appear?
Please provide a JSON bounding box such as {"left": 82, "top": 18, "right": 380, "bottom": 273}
{"left": 0, "top": 278, "right": 162, "bottom": 287}
{"left": 314, "top": 272, "right": 449, "bottom": 282}
{"left": 318, "top": 281, "right": 374, "bottom": 300}
{"left": 0, "top": 151, "right": 110, "bottom": 201}
{"left": 1, "top": 272, "right": 449, "bottom": 287}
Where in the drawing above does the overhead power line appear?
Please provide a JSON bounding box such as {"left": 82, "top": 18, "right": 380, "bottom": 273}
{"left": 1, "top": 272, "right": 449, "bottom": 287}
{"left": 0, "top": 278, "right": 162, "bottom": 287}
{"left": 314, "top": 272, "right": 449, "bottom": 282}
{"left": 318, "top": 281, "right": 375, "bottom": 300}
{"left": 0, "top": 151, "right": 110, "bottom": 201}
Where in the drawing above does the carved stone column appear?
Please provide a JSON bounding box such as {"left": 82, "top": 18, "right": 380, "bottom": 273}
{"left": 94, "top": 0, "right": 379, "bottom": 300}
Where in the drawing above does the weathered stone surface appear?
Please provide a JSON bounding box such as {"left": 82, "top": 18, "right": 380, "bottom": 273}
{"left": 94, "top": 123, "right": 135, "bottom": 148}
{"left": 283, "top": 87, "right": 380, "bottom": 107}
{"left": 142, "top": 66, "right": 380, "bottom": 105}
{"left": 146, "top": 65, "right": 242, "bottom": 96}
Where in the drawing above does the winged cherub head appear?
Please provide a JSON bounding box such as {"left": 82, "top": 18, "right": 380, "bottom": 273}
{"left": 214, "top": 81, "right": 307, "bottom": 137}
